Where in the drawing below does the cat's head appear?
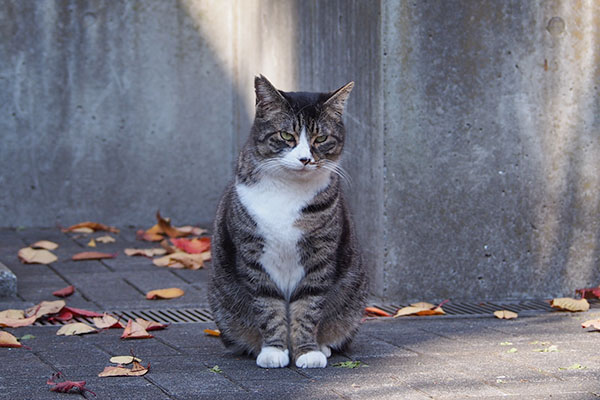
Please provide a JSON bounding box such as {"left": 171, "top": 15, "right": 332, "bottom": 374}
{"left": 248, "top": 75, "right": 353, "bottom": 180}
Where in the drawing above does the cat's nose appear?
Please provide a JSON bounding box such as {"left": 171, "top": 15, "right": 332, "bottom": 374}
{"left": 299, "top": 157, "right": 311, "bottom": 165}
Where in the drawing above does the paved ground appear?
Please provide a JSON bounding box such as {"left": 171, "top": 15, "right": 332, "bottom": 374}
{"left": 1, "top": 227, "right": 599, "bottom": 399}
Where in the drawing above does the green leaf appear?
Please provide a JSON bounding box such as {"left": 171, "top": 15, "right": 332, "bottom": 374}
{"left": 559, "top": 363, "right": 586, "bottom": 370}
{"left": 19, "top": 334, "right": 35, "bottom": 341}
{"left": 506, "top": 348, "right": 518, "bottom": 353}
{"left": 332, "top": 361, "right": 366, "bottom": 369}
{"left": 499, "top": 341, "right": 513, "bottom": 346}
{"left": 208, "top": 365, "right": 222, "bottom": 374}
{"left": 534, "top": 345, "right": 558, "bottom": 353}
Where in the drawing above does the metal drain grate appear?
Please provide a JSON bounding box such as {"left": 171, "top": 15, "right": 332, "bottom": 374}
{"left": 371, "top": 299, "right": 600, "bottom": 318}
{"left": 31, "top": 299, "right": 600, "bottom": 326}
{"left": 33, "top": 307, "right": 214, "bottom": 326}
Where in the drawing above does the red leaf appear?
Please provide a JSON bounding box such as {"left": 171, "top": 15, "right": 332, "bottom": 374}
{"left": 170, "top": 237, "right": 211, "bottom": 254}
{"left": 52, "top": 285, "right": 75, "bottom": 298}
{"left": 63, "top": 306, "right": 104, "bottom": 318}
{"left": 48, "top": 309, "right": 74, "bottom": 322}
{"left": 575, "top": 287, "right": 600, "bottom": 300}
{"left": 364, "top": 306, "right": 392, "bottom": 317}
{"left": 47, "top": 372, "right": 96, "bottom": 396}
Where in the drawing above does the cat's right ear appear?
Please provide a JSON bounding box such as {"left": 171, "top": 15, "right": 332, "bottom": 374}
{"left": 254, "top": 75, "right": 289, "bottom": 118}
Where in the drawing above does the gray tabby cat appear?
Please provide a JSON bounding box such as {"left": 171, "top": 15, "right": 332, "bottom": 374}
{"left": 208, "top": 75, "right": 367, "bottom": 369}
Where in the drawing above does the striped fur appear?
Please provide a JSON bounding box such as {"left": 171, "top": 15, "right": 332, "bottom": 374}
{"left": 208, "top": 76, "right": 367, "bottom": 368}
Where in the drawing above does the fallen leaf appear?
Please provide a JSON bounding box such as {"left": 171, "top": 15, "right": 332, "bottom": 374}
{"left": 534, "top": 344, "right": 558, "bottom": 352}
{"left": 18, "top": 247, "right": 57, "bottom": 264}
{"left": 494, "top": 310, "right": 518, "bottom": 319}
{"left": 550, "top": 297, "right": 590, "bottom": 312}
{"left": 98, "top": 361, "right": 149, "bottom": 377}
{"left": 71, "top": 227, "right": 94, "bottom": 233}
{"left": 152, "top": 252, "right": 208, "bottom": 270}
{"left": 0, "top": 331, "right": 22, "bottom": 348}
{"left": 62, "top": 222, "right": 119, "bottom": 233}
{"left": 136, "top": 229, "right": 164, "bottom": 242}
{"left": 31, "top": 240, "right": 59, "bottom": 250}
{"left": 87, "top": 239, "right": 96, "bottom": 247}
{"left": 171, "top": 237, "right": 211, "bottom": 254}
{"left": 499, "top": 341, "right": 513, "bottom": 346}
{"left": 121, "top": 319, "right": 154, "bottom": 339}
{"left": 109, "top": 356, "right": 141, "bottom": 365}
{"left": 93, "top": 314, "right": 125, "bottom": 329}
{"left": 124, "top": 248, "right": 167, "bottom": 258}
{"left": 72, "top": 251, "right": 117, "bottom": 261}
{"left": 332, "top": 361, "right": 366, "bottom": 368}
{"left": 581, "top": 319, "right": 600, "bottom": 330}
{"left": 135, "top": 318, "right": 169, "bottom": 331}
{"left": 56, "top": 322, "right": 97, "bottom": 336}
{"left": 575, "top": 287, "right": 600, "bottom": 300}
{"left": 177, "top": 225, "right": 208, "bottom": 236}
{"left": 0, "top": 313, "right": 37, "bottom": 328}
{"left": 0, "top": 309, "right": 25, "bottom": 319}
{"left": 146, "top": 288, "right": 185, "bottom": 300}
{"left": 507, "top": 347, "right": 518, "bottom": 353}
{"left": 96, "top": 235, "right": 116, "bottom": 243}
{"left": 47, "top": 372, "right": 96, "bottom": 396}
{"left": 52, "top": 285, "right": 75, "bottom": 298}
{"left": 364, "top": 306, "right": 392, "bottom": 317}
{"left": 19, "top": 334, "right": 35, "bottom": 341}
{"left": 62, "top": 306, "right": 103, "bottom": 318}
{"left": 208, "top": 365, "right": 222, "bottom": 374}
{"left": 559, "top": 363, "right": 586, "bottom": 370}
{"left": 25, "top": 300, "right": 66, "bottom": 319}
{"left": 394, "top": 301, "right": 446, "bottom": 317}
{"left": 204, "top": 328, "right": 221, "bottom": 337}
{"left": 47, "top": 309, "right": 73, "bottom": 322}
{"left": 156, "top": 211, "right": 190, "bottom": 238}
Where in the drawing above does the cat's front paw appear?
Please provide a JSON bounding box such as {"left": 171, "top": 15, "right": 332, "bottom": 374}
{"left": 295, "top": 350, "right": 327, "bottom": 368}
{"left": 256, "top": 346, "right": 290, "bottom": 368}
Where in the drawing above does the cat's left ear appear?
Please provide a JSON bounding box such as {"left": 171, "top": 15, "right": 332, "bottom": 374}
{"left": 323, "top": 81, "right": 354, "bottom": 121}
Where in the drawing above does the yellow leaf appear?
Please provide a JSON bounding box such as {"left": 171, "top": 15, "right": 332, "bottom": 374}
{"left": 0, "top": 331, "right": 22, "bottom": 348}
{"left": 581, "top": 319, "right": 600, "bottom": 330}
{"left": 109, "top": 356, "right": 142, "bottom": 365}
{"left": 204, "top": 328, "right": 221, "bottom": 337}
{"left": 146, "top": 288, "right": 184, "bottom": 300}
{"left": 18, "top": 247, "right": 57, "bottom": 264}
{"left": 494, "top": 310, "right": 518, "bottom": 319}
{"left": 550, "top": 297, "right": 590, "bottom": 312}
{"left": 96, "top": 235, "right": 116, "bottom": 243}
{"left": 72, "top": 227, "right": 94, "bottom": 233}
{"left": 31, "top": 240, "right": 59, "bottom": 250}
{"left": 87, "top": 239, "right": 96, "bottom": 247}
{"left": 56, "top": 322, "right": 97, "bottom": 336}
{"left": 0, "top": 309, "right": 25, "bottom": 320}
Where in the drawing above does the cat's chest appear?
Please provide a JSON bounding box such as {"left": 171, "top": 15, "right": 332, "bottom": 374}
{"left": 235, "top": 175, "right": 329, "bottom": 298}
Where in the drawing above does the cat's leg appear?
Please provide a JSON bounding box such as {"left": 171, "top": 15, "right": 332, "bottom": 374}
{"left": 254, "top": 296, "right": 290, "bottom": 368}
{"left": 289, "top": 297, "right": 328, "bottom": 368}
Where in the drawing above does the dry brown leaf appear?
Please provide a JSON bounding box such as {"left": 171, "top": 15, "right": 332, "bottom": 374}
{"left": 56, "top": 322, "right": 97, "bottom": 336}
{"left": 93, "top": 313, "right": 125, "bottom": 329}
{"left": 72, "top": 227, "right": 94, "bottom": 233}
{"left": 156, "top": 211, "right": 190, "bottom": 238}
{"left": 204, "top": 328, "right": 221, "bottom": 337}
{"left": 136, "top": 229, "right": 164, "bottom": 242}
{"left": 98, "top": 361, "right": 149, "bottom": 377}
{"left": 124, "top": 248, "right": 167, "bottom": 258}
{"left": 550, "top": 297, "right": 590, "bottom": 312}
{"left": 0, "top": 331, "right": 22, "bottom": 348}
{"left": 0, "top": 309, "right": 25, "bottom": 320}
{"left": 31, "top": 240, "right": 59, "bottom": 250}
{"left": 146, "top": 288, "right": 184, "bottom": 300}
{"left": 177, "top": 225, "right": 208, "bottom": 236}
{"left": 152, "top": 252, "right": 207, "bottom": 270}
{"left": 121, "top": 319, "right": 154, "bottom": 339}
{"left": 72, "top": 251, "right": 116, "bottom": 261}
{"left": 0, "top": 309, "right": 37, "bottom": 327}
{"left": 18, "top": 247, "right": 57, "bottom": 264}
{"left": 394, "top": 302, "right": 446, "bottom": 317}
{"left": 87, "top": 239, "right": 96, "bottom": 247}
{"left": 109, "top": 356, "right": 141, "bottom": 365}
{"left": 25, "top": 300, "right": 66, "bottom": 319}
{"left": 494, "top": 310, "right": 518, "bottom": 319}
{"left": 581, "top": 319, "right": 600, "bottom": 330}
{"left": 63, "top": 222, "right": 119, "bottom": 233}
{"left": 96, "top": 235, "right": 116, "bottom": 243}
{"left": 135, "top": 318, "right": 168, "bottom": 331}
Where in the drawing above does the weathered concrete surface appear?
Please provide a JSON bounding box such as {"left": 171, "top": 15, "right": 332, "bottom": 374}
{"left": 382, "top": 0, "right": 600, "bottom": 300}
{"left": 1, "top": 1, "right": 598, "bottom": 301}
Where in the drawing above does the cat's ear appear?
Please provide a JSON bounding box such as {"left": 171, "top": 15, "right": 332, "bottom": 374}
{"left": 322, "top": 81, "right": 354, "bottom": 121}
{"left": 254, "top": 75, "right": 289, "bottom": 118}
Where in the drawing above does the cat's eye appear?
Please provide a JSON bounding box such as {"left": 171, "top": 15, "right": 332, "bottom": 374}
{"left": 280, "top": 131, "right": 294, "bottom": 141}
{"left": 315, "top": 135, "right": 328, "bottom": 143}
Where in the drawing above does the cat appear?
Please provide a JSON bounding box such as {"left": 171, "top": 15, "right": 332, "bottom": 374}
{"left": 208, "top": 75, "right": 367, "bottom": 369}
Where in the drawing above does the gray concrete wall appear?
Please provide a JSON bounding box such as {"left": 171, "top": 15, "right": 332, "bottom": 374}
{"left": 1, "top": 0, "right": 598, "bottom": 301}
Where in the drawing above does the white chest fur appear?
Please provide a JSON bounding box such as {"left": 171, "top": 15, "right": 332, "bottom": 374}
{"left": 236, "top": 173, "right": 330, "bottom": 299}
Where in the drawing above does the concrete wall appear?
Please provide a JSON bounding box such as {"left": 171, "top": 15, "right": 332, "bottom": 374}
{"left": 1, "top": 0, "right": 598, "bottom": 301}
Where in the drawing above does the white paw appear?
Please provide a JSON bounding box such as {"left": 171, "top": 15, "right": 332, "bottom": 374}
{"left": 256, "top": 346, "right": 289, "bottom": 368}
{"left": 295, "top": 350, "right": 327, "bottom": 368}
{"left": 320, "top": 345, "right": 332, "bottom": 358}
